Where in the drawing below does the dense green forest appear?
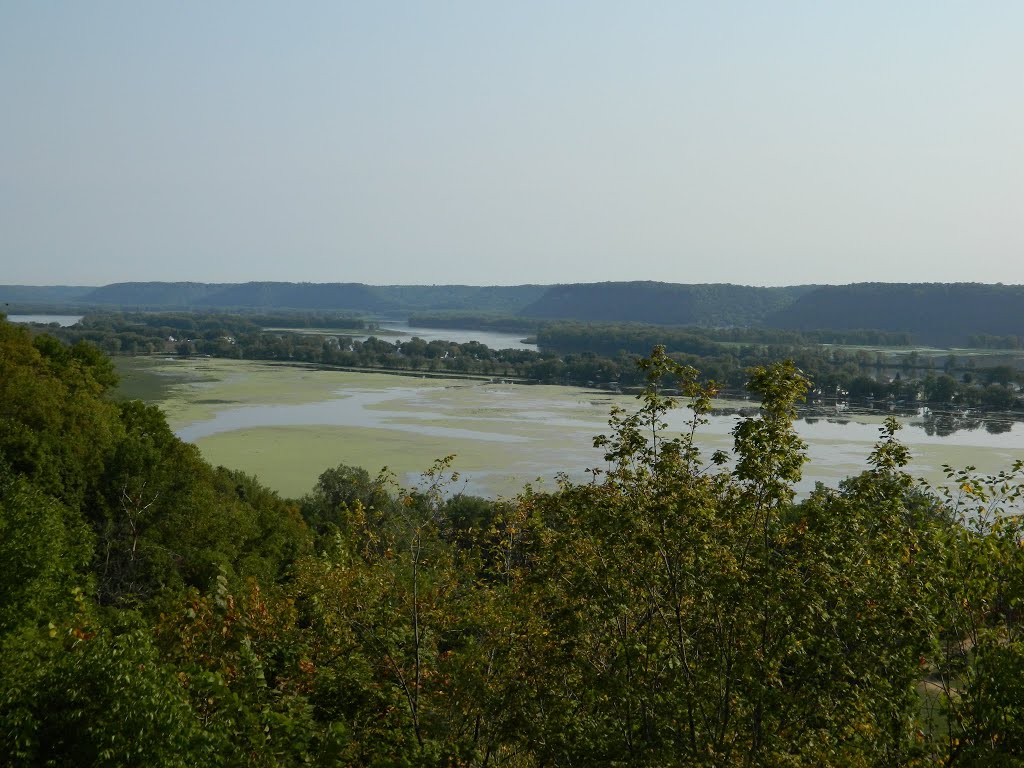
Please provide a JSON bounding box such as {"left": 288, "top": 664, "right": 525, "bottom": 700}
{"left": 765, "top": 283, "right": 1024, "bottom": 346}
{"left": 517, "top": 282, "right": 815, "bottom": 327}
{"left": 3, "top": 315, "right": 1024, "bottom": 765}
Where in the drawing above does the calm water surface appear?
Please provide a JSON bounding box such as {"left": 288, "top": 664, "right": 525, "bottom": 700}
{"left": 177, "top": 388, "right": 531, "bottom": 445}
{"left": 174, "top": 377, "right": 1024, "bottom": 497}
{"left": 359, "top": 321, "right": 537, "bottom": 351}
{"left": 8, "top": 314, "right": 83, "bottom": 326}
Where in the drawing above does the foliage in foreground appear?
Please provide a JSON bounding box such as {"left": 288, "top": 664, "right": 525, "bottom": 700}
{"left": 2, "top": 318, "right": 1024, "bottom": 766}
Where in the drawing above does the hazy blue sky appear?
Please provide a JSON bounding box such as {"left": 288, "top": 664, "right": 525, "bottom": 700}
{"left": 2, "top": 2, "right": 1022, "bottom": 287}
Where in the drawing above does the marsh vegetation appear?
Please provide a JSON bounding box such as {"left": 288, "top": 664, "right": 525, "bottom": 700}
{"left": 116, "top": 356, "right": 1024, "bottom": 501}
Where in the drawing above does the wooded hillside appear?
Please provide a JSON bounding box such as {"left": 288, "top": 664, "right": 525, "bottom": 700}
{"left": 765, "top": 282, "right": 1024, "bottom": 345}
{"left": 3, "top": 318, "right": 1024, "bottom": 764}
{"left": 518, "top": 281, "right": 814, "bottom": 326}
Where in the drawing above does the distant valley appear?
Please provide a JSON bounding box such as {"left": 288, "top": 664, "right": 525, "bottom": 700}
{"left": 5, "top": 280, "right": 1024, "bottom": 348}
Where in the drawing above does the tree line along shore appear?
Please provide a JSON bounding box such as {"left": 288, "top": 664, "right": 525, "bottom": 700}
{"left": 23, "top": 309, "right": 1024, "bottom": 415}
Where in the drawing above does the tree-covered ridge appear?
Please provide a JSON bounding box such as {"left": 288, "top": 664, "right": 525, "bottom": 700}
{"left": 56, "top": 282, "right": 549, "bottom": 313}
{"left": 76, "top": 280, "right": 233, "bottom": 306}
{"left": 10, "top": 280, "right": 1024, "bottom": 348}
{"left": 766, "top": 282, "right": 1024, "bottom": 346}
{"left": 371, "top": 284, "right": 549, "bottom": 313}
{"left": 3, "top": 319, "right": 1024, "bottom": 765}
{"left": 82, "top": 281, "right": 398, "bottom": 311}
{"left": 518, "top": 281, "right": 816, "bottom": 327}
{"left": 0, "top": 285, "right": 95, "bottom": 303}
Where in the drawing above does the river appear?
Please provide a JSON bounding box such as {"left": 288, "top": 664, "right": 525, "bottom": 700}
{"left": 353, "top": 320, "right": 537, "bottom": 351}
{"left": 7, "top": 314, "right": 83, "bottom": 327}
{"left": 130, "top": 358, "right": 1024, "bottom": 501}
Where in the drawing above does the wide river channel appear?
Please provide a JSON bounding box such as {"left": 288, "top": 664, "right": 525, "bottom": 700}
{"left": 14, "top": 315, "right": 1024, "bottom": 501}
{"left": 123, "top": 356, "right": 1024, "bottom": 502}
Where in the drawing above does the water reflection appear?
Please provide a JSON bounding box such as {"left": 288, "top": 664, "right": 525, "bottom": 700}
{"left": 986, "top": 420, "right": 1014, "bottom": 435}
{"left": 922, "top": 414, "right": 974, "bottom": 438}
{"left": 166, "top": 364, "right": 1024, "bottom": 499}
{"left": 357, "top": 320, "right": 538, "bottom": 352}
{"left": 710, "top": 402, "right": 1024, "bottom": 440}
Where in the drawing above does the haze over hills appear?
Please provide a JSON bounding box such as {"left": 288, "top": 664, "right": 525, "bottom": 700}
{"left": 37, "top": 281, "right": 547, "bottom": 315}
{"left": 763, "top": 283, "right": 1024, "bottom": 345}
{"left": 517, "top": 282, "right": 816, "bottom": 327}
{"left": 0, "top": 285, "right": 96, "bottom": 303}
{"left": 4, "top": 280, "right": 1024, "bottom": 347}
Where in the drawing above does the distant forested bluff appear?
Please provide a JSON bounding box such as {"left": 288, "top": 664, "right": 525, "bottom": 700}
{"left": 5, "top": 316, "right": 1024, "bottom": 765}
{"left": 7, "top": 280, "right": 1024, "bottom": 347}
